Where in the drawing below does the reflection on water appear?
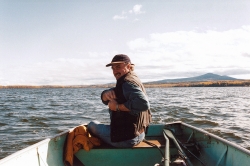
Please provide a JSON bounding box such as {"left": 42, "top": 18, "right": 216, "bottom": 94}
{"left": 0, "top": 87, "right": 250, "bottom": 159}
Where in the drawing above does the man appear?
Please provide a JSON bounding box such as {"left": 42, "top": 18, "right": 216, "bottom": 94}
{"left": 88, "top": 54, "right": 151, "bottom": 147}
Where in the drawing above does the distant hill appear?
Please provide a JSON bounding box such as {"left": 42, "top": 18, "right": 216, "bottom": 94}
{"left": 1, "top": 73, "right": 249, "bottom": 89}
{"left": 147, "top": 73, "right": 238, "bottom": 84}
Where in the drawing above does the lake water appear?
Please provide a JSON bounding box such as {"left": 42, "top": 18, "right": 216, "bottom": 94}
{"left": 0, "top": 87, "right": 250, "bottom": 159}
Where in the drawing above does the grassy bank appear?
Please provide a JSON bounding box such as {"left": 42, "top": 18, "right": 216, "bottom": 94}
{"left": 144, "top": 80, "right": 250, "bottom": 88}
{"left": 1, "top": 80, "right": 250, "bottom": 89}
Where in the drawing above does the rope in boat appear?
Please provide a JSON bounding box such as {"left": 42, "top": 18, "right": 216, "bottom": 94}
{"left": 142, "top": 139, "right": 165, "bottom": 164}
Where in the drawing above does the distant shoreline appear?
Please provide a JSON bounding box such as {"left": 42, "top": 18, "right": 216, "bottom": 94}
{"left": 1, "top": 80, "right": 250, "bottom": 89}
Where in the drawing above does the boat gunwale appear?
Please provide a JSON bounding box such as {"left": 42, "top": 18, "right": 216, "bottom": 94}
{"left": 178, "top": 121, "right": 250, "bottom": 156}
{"left": 0, "top": 126, "right": 74, "bottom": 163}
{"left": 0, "top": 123, "right": 92, "bottom": 163}
{"left": 0, "top": 138, "right": 50, "bottom": 164}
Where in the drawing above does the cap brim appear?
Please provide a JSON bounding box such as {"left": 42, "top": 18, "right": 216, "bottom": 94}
{"left": 106, "top": 61, "right": 126, "bottom": 67}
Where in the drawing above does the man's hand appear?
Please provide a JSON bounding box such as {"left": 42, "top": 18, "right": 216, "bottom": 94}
{"left": 102, "top": 89, "right": 116, "bottom": 101}
{"left": 108, "top": 100, "right": 118, "bottom": 111}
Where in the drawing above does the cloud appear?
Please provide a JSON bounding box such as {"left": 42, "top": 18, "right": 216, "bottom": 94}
{"left": 127, "top": 26, "right": 250, "bottom": 62}
{"left": 0, "top": 52, "right": 117, "bottom": 85}
{"left": 133, "top": 18, "right": 140, "bottom": 22}
{"left": 129, "top": 5, "right": 145, "bottom": 15}
{"left": 113, "top": 4, "right": 145, "bottom": 21}
{"left": 113, "top": 11, "right": 128, "bottom": 20}
{"left": 126, "top": 26, "right": 250, "bottom": 80}
{"left": 242, "top": 52, "right": 250, "bottom": 58}
{"left": 2, "top": 22, "right": 250, "bottom": 85}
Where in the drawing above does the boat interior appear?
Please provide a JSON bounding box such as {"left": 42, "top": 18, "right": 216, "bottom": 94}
{"left": 1, "top": 122, "right": 250, "bottom": 166}
{"left": 74, "top": 122, "right": 250, "bottom": 166}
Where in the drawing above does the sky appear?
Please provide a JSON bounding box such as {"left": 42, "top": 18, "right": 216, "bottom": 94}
{"left": 1, "top": 0, "right": 250, "bottom": 85}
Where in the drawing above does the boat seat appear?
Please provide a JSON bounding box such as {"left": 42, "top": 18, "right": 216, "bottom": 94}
{"left": 133, "top": 137, "right": 165, "bottom": 148}
{"left": 95, "top": 137, "right": 165, "bottom": 149}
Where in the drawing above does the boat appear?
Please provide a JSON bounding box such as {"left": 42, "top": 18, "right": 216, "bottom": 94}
{"left": 0, "top": 121, "right": 250, "bottom": 166}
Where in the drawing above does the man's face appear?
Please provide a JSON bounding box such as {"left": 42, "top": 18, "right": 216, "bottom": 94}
{"left": 111, "top": 63, "right": 130, "bottom": 80}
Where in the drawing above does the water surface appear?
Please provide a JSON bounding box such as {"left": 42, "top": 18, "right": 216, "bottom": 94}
{"left": 0, "top": 87, "right": 249, "bottom": 159}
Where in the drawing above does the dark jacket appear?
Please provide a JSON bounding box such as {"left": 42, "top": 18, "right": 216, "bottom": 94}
{"left": 102, "top": 71, "right": 152, "bottom": 142}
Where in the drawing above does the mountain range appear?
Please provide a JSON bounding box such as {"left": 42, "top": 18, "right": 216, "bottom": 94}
{"left": 147, "top": 73, "right": 238, "bottom": 84}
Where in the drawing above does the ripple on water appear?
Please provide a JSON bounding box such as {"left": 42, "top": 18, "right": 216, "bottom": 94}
{"left": 205, "top": 128, "right": 244, "bottom": 144}
{"left": 193, "top": 119, "right": 219, "bottom": 127}
{"left": 20, "top": 119, "right": 29, "bottom": 122}
{"left": 26, "top": 106, "right": 37, "bottom": 110}
{"left": 0, "top": 122, "right": 7, "bottom": 127}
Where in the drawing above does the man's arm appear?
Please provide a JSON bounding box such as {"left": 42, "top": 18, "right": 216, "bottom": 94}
{"left": 101, "top": 88, "right": 116, "bottom": 105}
{"left": 101, "top": 88, "right": 130, "bottom": 112}
{"left": 108, "top": 100, "right": 130, "bottom": 112}
{"left": 106, "top": 82, "right": 150, "bottom": 113}
{"left": 122, "top": 82, "right": 150, "bottom": 114}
